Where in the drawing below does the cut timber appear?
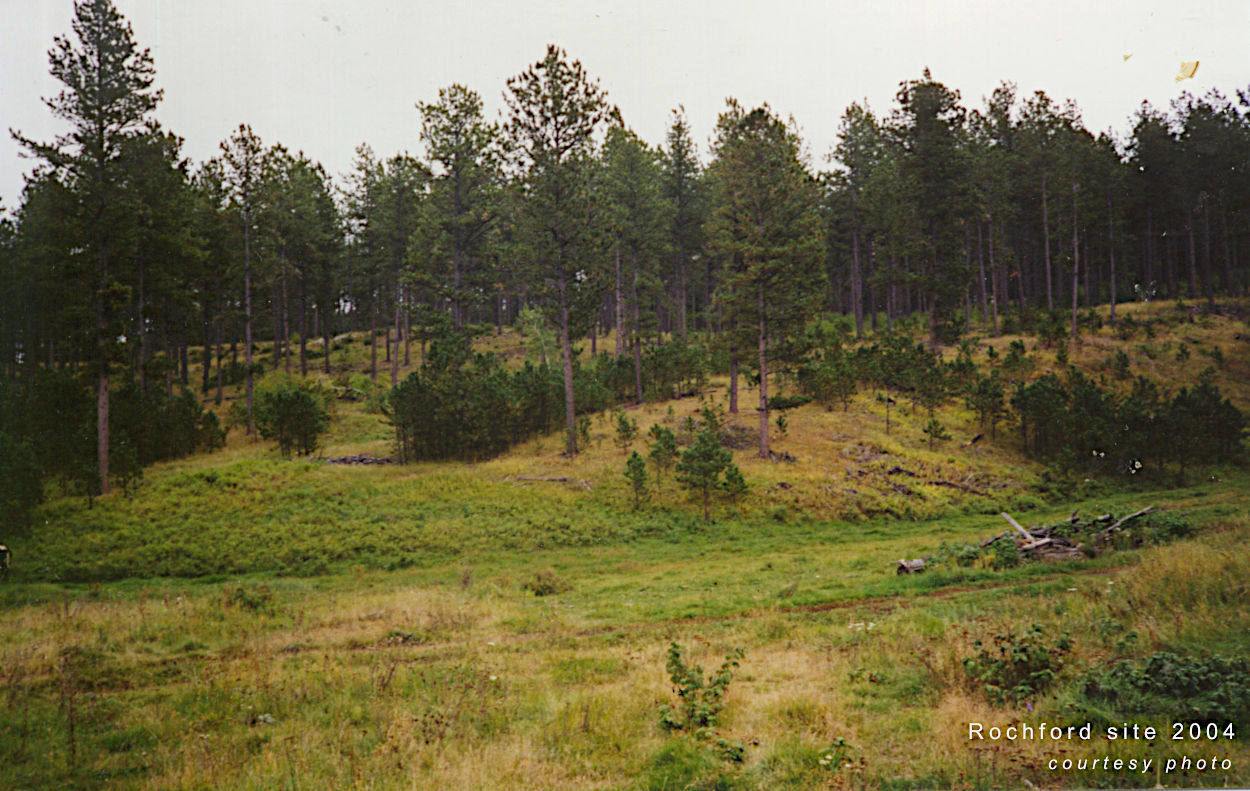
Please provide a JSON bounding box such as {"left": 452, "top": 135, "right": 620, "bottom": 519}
{"left": 1099, "top": 505, "right": 1155, "bottom": 540}
{"left": 511, "top": 476, "right": 593, "bottom": 490}
{"left": 1000, "top": 512, "right": 1034, "bottom": 541}
{"left": 896, "top": 558, "right": 926, "bottom": 574}
{"left": 929, "top": 479, "right": 989, "bottom": 496}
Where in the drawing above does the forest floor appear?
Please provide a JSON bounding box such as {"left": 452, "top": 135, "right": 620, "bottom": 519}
{"left": 2, "top": 300, "right": 1249, "bottom": 790}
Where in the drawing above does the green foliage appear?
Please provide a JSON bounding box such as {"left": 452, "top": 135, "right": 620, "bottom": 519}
{"left": 721, "top": 464, "right": 747, "bottom": 504}
{"left": 676, "top": 425, "right": 733, "bottom": 521}
{"left": 798, "top": 353, "right": 857, "bottom": 410}
{"left": 1037, "top": 311, "right": 1066, "bottom": 348}
{"left": 614, "top": 409, "right": 639, "bottom": 452}
{"left": 966, "top": 373, "right": 1006, "bottom": 437}
{"left": 522, "top": 568, "right": 572, "bottom": 596}
{"left": 647, "top": 424, "right": 679, "bottom": 484}
{"left": 1111, "top": 350, "right": 1131, "bottom": 380}
{"left": 1078, "top": 652, "right": 1250, "bottom": 726}
{"left": 774, "top": 412, "right": 788, "bottom": 438}
{"left": 624, "top": 451, "right": 649, "bottom": 509}
{"left": 0, "top": 431, "right": 44, "bottom": 532}
{"left": 1009, "top": 369, "right": 1245, "bottom": 478}
{"left": 222, "top": 583, "right": 275, "bottom": 613}
{"left": 658, "top": 641, "right": 745, "bottom": 762}
{"left": 921, "top": 418, "right": 950, "bottom": 450}
{"left": 767, "top": 394, "right": 812, "bottom": 411}
{"left": 963, "top": 624, "right": 1071, "bottom": 705}
{"left": 254, "top": 376, "right": 332, "bottom": 458}
{"left": 1002, "top": 339, "right": 1031, "bottom": 373}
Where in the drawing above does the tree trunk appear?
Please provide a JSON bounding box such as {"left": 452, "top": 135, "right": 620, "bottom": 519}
{"left": 391, "top": 281, "right": 401, "bottom": 387}
{"left": 851, "top": 225, "right": 864, "bottom": 338}
{"left": 728, "top": 343, "right": 739, "bottom": 415}
{"left": 1042, "top": 170, "right": 1053, "bottom": 310}
{"left": 97, "top": 369, "right": 109, "bottom": 495}
{"left": 559, "top": 290, "right": 577, "bottom": 456}
{"left": 244, "top": 224, "right": 255, "bottom": 435}
{"left": 1187, "top": 215, "right": 1198, "bottom": 300}
{"left": 137, "top": 256, "right": 146, "bottom": 394}
{"left": 1071, "top": 183, "right": 1079, "bottom": 339}
{"left": 214, "top": 315, "right": 223, "bottom": 405}
{"left": 632, "top": 249, "right": 643, "bottom": 404}
{"left": 614, "top": 242, "right": 625, "bottom": 358}
{"left": 282, "top": 264, "right": 291, "bottom": 374}
{"left": 370, "top": 296, "right": 378, "bottom": 382}
{"left": 757, "top": 283, "right": 769, "bottom": 459}
{"left": 676, "top": 247, "right": 688, "bottom": 341}
{"left": 299, "top": 277, "right": 308, "bottom": 377}
{"left": 452, "top": 250, "right": 464, "bottom": 327}
{"left": 1107, "top": 191, "right": 1117, "bottom": 324}
{"left": 1202, "top": 202, "right": 1213, "bottom": 307}
{"left": 977, "top": 222, "right": 990, "bottom": 331}
{"left": 989, "top": 219, "right": 1000, "bottom": 335}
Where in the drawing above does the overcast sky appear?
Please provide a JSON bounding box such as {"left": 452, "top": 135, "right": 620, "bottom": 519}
{"left": 2, "top": 0, "right": 1247, "bottom": 207}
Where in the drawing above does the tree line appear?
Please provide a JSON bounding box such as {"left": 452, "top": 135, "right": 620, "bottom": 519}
{"left": 3, "top": 0, "right": 1250, "bottom": 497}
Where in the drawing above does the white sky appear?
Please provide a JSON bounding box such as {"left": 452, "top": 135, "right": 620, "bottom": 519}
{"left": 2, "top": 0, "right": 1247, "bottom": 208}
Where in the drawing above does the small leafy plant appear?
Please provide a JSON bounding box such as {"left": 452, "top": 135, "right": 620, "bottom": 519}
{"left": 963, "top": 624, "right": 1071, "bottom": 704}
{"left": 658, "top": 642, "right": 746, "bottom": 761}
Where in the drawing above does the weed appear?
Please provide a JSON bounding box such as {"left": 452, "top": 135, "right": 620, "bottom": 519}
{"left": 658, "top": 642, "right": 746, "bottom": 761}
{"left": 963, "top": 624, "right": 1071, "bottom": 705}
{"left": 523, "top": 568, "right": 572, "bottom": 596}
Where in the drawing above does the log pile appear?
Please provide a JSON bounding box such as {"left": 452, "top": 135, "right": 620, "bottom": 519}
{"left": 892, "top": 505, "right": 1157, "bottom": 573}
{"left": 981, "top": 507, "right": 1156, "bottom": 561}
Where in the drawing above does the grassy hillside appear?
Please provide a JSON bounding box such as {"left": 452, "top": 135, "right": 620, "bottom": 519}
{"left": 2, "top": 300, "right": 1248, "bottom": 790}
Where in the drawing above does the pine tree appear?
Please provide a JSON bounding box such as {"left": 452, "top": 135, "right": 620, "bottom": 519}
{"left": 624, "top": 450, "right": 649, "bottom": 509}
{"left": 504, "top": 46, "right": 614, "bottom": 455}
{"left": 416, "top": 84, "right": 502, "bottom": 327}
{"left": 647, "top": 424, "right": 678, "bottom": 484}
{"left": 12, "top": 0, "right": 163, "bottom": 494}
{"left": 218, "top": 125, "right": 265, "bottom": 433}
{"left": 708, "top": 102, "right": 825, "bottom": 458}
{"left": 676, "top": 425, "right": 732, "bottom": 522}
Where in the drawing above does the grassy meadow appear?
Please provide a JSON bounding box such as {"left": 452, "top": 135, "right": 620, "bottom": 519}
{"left": 2, "top": 300, "right": 1249, "bottom": 790}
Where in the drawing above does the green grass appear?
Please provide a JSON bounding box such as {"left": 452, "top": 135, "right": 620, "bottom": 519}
{"left": 1, "top": 300, "right": 1248, "bottom": 789}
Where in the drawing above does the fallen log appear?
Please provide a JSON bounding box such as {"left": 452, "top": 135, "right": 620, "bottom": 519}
{"left": 929, "top": 479, "right": 989, "bottom": 496}
{"left": 1099, "top": 505, "right": 1155, "bottom": 541}
{"left": 511, "top": 476, "right": 592, "bottom": 490}
{"left": 1000, "top": 512, "right": 1034, "bottom": 541}
{"left": 896, "top": 558, "right": 926, "bottom": 574}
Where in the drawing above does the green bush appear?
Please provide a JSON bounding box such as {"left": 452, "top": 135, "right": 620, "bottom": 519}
{"left": 0, "top": 431, "right": 43, "bottom": 532}
{"left": 658, "top": 642, "right": 746, "bottom": 762}
{"left": 963, "top": 624, "right": 1071, "bottom": 704}
{"left": 254, "top": 376, "right": 332, "bottom": 458}
{"left": 1079, "top": 653, "right": 1250, "bottom": 726}
{"left": 522, "top": 568, "right": 572, "bottom": 597}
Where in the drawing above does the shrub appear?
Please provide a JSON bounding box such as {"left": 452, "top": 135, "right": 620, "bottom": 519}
{"left": 963, "top": 624, "right": 1071, "bottom": 704}
{"left": 767, "top": 394, "right": 812, "bottom": 411}
{"left": 254, "top": 376, "right": 332, "bottom": 458}
{"left": 721, "top": 464, "right": 747, "bottom": 504}
{"left": 0, "top": 431, "right": 43, "bottom": 532}
{"left": 921, "top": 418, "right": 950, "bottom": 450}
{"left": 522, "top": 568, "right": 571, "bottom": 596}
{"left": 658, "top": 642, "right": 746, "bottom": 762}
{"left": 1002, "top": 339, "right": 1031, "bottom": 373}
{"left": 1111, "top": 350, "right": 1131, "bottom": 380}
{"left": 1079, "top": 653, "right": 1250, "bottom": 726}
{"left": 647, "top": 425, "right": 679, "bottom": 484}
{"left": 614, "top": 409, "right": 638, "bottom": 452}
{"left": 676, "top": 426, "right": 733, "bottom": 522}
{"left": 624, "top": 451, "right": 649, "bottom": 510}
